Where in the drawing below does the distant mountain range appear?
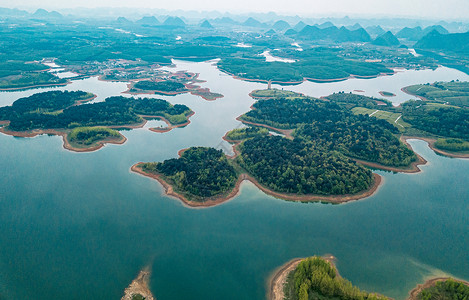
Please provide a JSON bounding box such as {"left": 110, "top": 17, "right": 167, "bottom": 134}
{"left": 397, "top": 25, "right": 449, "bottom": 40}
{"left": 415, "top": 30, "right": 469, "bottom": 54}
{"left": 294, "top": 25, "right": 371, "bottom": 42}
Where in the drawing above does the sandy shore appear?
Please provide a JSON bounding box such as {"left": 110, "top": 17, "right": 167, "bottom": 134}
{"left": 121, "top": 268, "right": 155, "bottom": 300}
{"left": 403, "top": 136, "right": 469, "bottom": 159}
{"left": 407, "top": 277, "right": 469, "bottom": 300}
{"left": 268, "top": 255, "right": 338, "bottom": 300}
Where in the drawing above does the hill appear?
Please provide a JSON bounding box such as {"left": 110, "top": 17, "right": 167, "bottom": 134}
{"left": 163, "top": 16, "right": 186, "bottom": 27}
{"left": 200, "top": 20, "right": 213, "bottom": 29}
{"left": 136, "top": 16, "right": 160, "bottom": 26}
{"left": 372, "top": 31, "right": 400, "bottom": 46}
{"left": 272, "top": 20, "right": 290, "bottom": 31}
{"left": 415, "top": 30, "right": 469, "bottom": 54}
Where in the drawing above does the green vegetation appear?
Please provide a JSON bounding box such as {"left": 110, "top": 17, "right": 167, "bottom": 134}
{"left": 68, "top": 127, "right": 121, "bottom": 146}
{"left": 240, "top": 97, "right": 416, "bottom": 167}
{"left": 250, "top": 88, "right": 303, "bottom": 99}
{"left": 225, "top": 127, "right": 269, "bottom": 141}
{"left": 218, "top": 49, "right": 392, "bottom": 82}
{"left": 325, "top": 92, "right": 392, "bottom": 109}
{"left": 284, "top": 257, "right": 387, "bottom": 300}
{"left": 0, "top": 61, "right": 49, "bottom": 77}
{"left": 402, "top": 100, "right": 469, "bottom": 139}
{"left": 237, "top": 136, "right": 373, "bottom": 195}
{"left": 379, "top": 91, "right": 395, "bottom": 97}
{"left": 140, "top": 147, "right": 237, "bottom": 201}
{"left": 0, "top": 92, "right": 192, "bottom": 131}
{"left": 404, "top": 81, "right": 469, "bottom": 107}
{"left": 133, "top": 80, "right": 187, "bottom": 92}
{"left": 0, "top": 72, "right": 67, "bottom": 89}
{"left": 352, "top": 107, "right": 411, "bottom": 130}
{"left": 131, "top": 294, "right": 145, "bottom": 300}
{"left": 417, "top": 279, "right": 469, "bottom": 300}
{"left": 434, "top": 138, "right": 469, "bottom": 152}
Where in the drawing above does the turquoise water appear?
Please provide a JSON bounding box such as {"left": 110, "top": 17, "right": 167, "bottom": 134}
{"left": 0, "top": 61, "right": 468, "bottom": 299}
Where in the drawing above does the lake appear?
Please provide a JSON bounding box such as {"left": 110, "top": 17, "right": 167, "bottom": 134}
{"left": 0, "top": 60, "right": 468, "bottom": 300}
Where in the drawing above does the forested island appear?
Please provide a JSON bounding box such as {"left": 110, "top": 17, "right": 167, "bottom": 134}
{"left": 218, "top": 48, "right": 393, "bottom": 83}
{"left": 133, "top": 147, "right": 239, "bottom": 206}
{"left": 0, "top": 91, "right": 193, "bottom": 151}
{"left": 408, "top": 278, "right": 469, "bottom": 300}
{"left": 270, "top": 257, "right": 469, "bottom": 300}
{"left": 240, "top": 94, "right": 418, "bottom": 169}
{"left": 130, "top": 80, "right": 188, "bottom": 95}
{"left": 271, "top": 256, "right": 388, "bottom": 300}
{"left": 66, "top": 127, "right": 126, "bottom": 152}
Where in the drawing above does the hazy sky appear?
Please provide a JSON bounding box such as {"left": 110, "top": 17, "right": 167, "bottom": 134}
{"left": 3, "top": 0, "right": 469, "bottom": 19}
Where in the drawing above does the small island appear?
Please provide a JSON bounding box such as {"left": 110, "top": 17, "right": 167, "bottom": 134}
{"left": 132, "top": 147, "right": 239, "bottom": 207}
{"left": 65, "top": 126, "right": 126, "bottom": 152}
{"left": 270, "top": 256, "right": 388, "bottom": 300}
{"left": 125, "top": 70, "right": 224, "bottom": 101}
{"left": 408, "top": 277, "right": 469, "bottom": 300}
{"left": 249, "top": 88, "right": 304, "bottom": 100}
{"left": 379, "top": 91, "right": 396, "bottom": 97}
{"left": 0, "top": 91, "right": 194, "bottom": 152}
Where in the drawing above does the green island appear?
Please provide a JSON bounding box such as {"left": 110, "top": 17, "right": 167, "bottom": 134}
{"left": 271, "top": 257, "right": 469, "bottom": 300}
{"left": 0, "top": 61, "right": 68, "bottom": 90}
{"left": 218, "top": 48, "right": 393, "bottom": 83}
{"left": 379, "top": 91, "right": 396, "bottom": 97}
{"left": 134, "top": 147, "right": 238, "bottom": 205}
{"left": 127, "top": 77, "right": 223, "bottom": 101}
{"left": 0, "top": 91, "right": 193, "bottom": 151}
{"left": 66, "top": 127, "right": 126, "bottom": 151}
{"left": 250, "top": 88, "right": 304, "bottom": 99}
{"left": 131, "top": 80, "right": 188, "bottom": 94}
{"left": 409, "top": 278, "right": 469, "bottom": 300}
{"left": 276, "top": 256, "right": 387, "bottom": 300}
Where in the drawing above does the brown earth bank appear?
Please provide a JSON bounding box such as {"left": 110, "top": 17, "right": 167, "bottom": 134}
{"left": 0, "top": 125, "right": 127, "bottom": 152}
{"left": 403, "top": 136, "right": 469, "bottom": 159}
{"left": 268, "top": 255, "right": 338, "bottom": 300}
{"left": 407, "top": 277, "right": 469, "bottom": 300}
{"left": 131, "top": 159, "right": 383, "bottom": 208}
{"left": 147, "top": 111, "right": 195, "bottom": 133}
{"left": 131, "top": 163, "right": 245, "bottom": 208}
{"left": 401, "top": 86, "right": 429, "bottom": 101}
{"left": 121, "top": 268, "right": 155, "bottom": 300}
{"left": 236, "top": 116, "right": 294, "bottom": 139}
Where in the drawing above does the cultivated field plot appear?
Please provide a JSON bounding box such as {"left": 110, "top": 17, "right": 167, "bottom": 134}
{"left": 352, "top": 107, "right": 411, "bottom": 129}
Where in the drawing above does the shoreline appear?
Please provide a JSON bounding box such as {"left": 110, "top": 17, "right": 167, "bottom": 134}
{"left": 0, "top": 126, "right": 127, "bottom": 152}
{"left": 218, "top": 66, "right": 394, "bottom": 85}
{"left": 407, "top": 277, "right": 469, "bottom": 300}
{"left": 147, "top": 111, "right": 195, "bottom": 133}
{"left": 268, "top": 255, "right": 338, "bottom": 300}
{"left": 401, "top": 86, "right": 430, "bottom": 101}
{"left": 379, "top": 91, "right": 396, "bottom": 97}
{"left": 236, "top": 116, "right": 294, "bottom": 139}
{"left": 121, "top": 268, "right": 155, "bottom": 300}
{"left": 131, "top": 163, "right": 245, "bottom": 208}
{"left": 403, "top": 136, "right": 469, "bottom": 159}
{"left": 0, "top": 80, "right": 70, "bottom": 91}
{"left": 131, "top": 160, "right": 383, "bottom": 208}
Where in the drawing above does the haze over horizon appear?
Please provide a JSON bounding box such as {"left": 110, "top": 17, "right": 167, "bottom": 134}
{"left": 3, "top": 0, "right": 469, "bottom": 20}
